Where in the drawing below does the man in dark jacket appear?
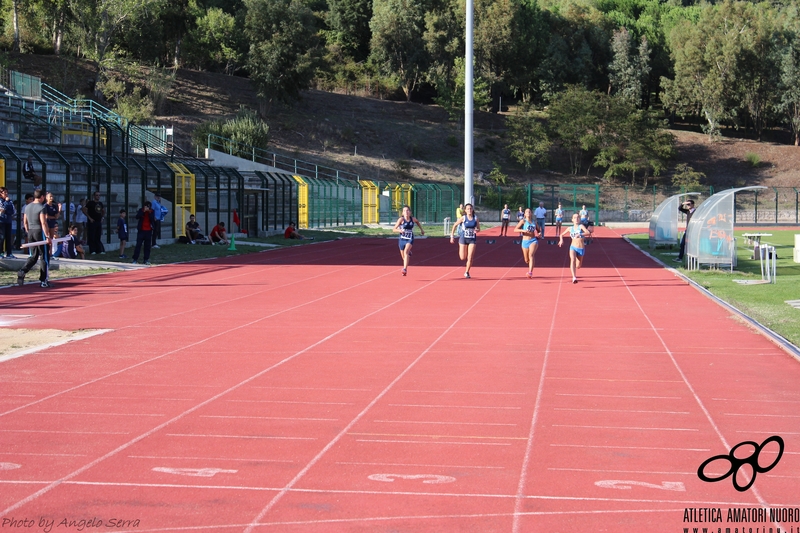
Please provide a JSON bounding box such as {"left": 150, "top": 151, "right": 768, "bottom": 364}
{"left": 0, "top": 187, "right": 16, "bottom": 257}
{"left": 676, "top": 199, "right": 696, "bottom": 262}
{"left": 131, "top": 201, "right": 156, "bottom": 265}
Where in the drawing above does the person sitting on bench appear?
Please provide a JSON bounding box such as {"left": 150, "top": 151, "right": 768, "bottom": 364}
{"left": 185, "top": 214, "right": 205, "bottom": 244}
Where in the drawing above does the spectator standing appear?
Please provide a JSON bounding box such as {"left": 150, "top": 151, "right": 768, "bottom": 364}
{"left": 500, "top": 204, "right": 511, "bottom": 237}
{"left": 85, "top": 191, "right": 105, "bottom": 254}
{"left": 534, "top": 202, "right": 547, "bottom": 239}
{"left": 131, "top": 201, "right": 155, "bottom": 265}
{"left": 44, "top": 192, "right": 61, "bottom": 244}
{"left": 117, "top": 208, "right": 128, "bottom": 259}
{"left": 675, "top": 199, "right": 696, "bottom": 263}
{"left": 74, "top": 198, "right": 87, "bottom": 243}
{"left": 516, "top": 206, "right": 525, "bottom": 237}
{"left": 151, "top": 193, "right": 166, "bottom": 248}
{"left": 23, "top": 156, "right": 42, "bottom": 188}
{"left": 0, "top": 187, "right": 17, "bottom": 257}
{"left": 17, "top": 190, "right": 51, "bottom": 288}
{"left": 554, "top": 203, "right": 564, "bottom": 237}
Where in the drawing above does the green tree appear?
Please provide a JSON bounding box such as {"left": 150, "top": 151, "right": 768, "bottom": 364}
{"left": 369, "top": 0, "right": 429, "bottom": 101}
{"left": 671, "top": 163, "right": 705, "bottom": 190}
{"left": 327, "top": 0, "right": 373, "bottom": 62}
{"left": 547, "top": 85, "right": 602, "bottom": 175}
{"left": 608, "top": 27, "right": 650, "bottom": 107}
{"left": 244, "top": 0, "right": 319, "bottom": 112}
{"left": 184, "top": 6, "right": 244, "bottom": 73}
{"left": 506, "top": 106, "right": 551, "bottom": 169}
{"left": 779, "top": 35, "right": 800, "bottom": 146}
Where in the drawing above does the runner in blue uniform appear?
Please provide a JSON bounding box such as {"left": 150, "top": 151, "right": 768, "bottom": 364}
{"left": 450, "top": 203, "right": 480, "bottom": 278}
{"left": 514, "top": 208, "right": 540, "bottom": 278}
{"left": 554, "top": 203, "right": 564, "bottom": 237}
{"left": 558, "top": 213, "right": 592, "bottom": 284}
{"left": 393, "top": 205, "right": 424, "bottom": 276}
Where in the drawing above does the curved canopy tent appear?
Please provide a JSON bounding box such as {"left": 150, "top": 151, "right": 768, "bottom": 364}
{"left": 648, "top": 192, "right": 702, "bottom": 249}
{"left": 685, "top": 186, "right": 766, "bottom": 271}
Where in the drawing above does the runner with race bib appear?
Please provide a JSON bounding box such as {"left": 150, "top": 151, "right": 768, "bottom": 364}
{"left": 450, "top": 203, "right": 480, "bottom": 279}
{"left": 514, "top": 208, "right": 541, "bottom": 279}
{"left": 393, "top": 205, "right": 425, "bottom": 276}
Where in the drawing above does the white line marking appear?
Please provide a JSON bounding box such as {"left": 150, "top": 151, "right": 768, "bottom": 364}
{"left": 725, "top": 413, "right": 800, "bottom": 418}
{"left": 735, "top": 430, "right": 800, "bottom": 435}
{"left": 251, "top": 386, "right": 371, "bottom": 391}
{"left": 368, "top": 473, "right": 456, "bottom": 484}
{"left": 166, "top": 434, "right": 316, "bottom": 440}
{"left": 551, "top": 444, "right": 711, "bottom": 452}
{"left": 552, "top": 424, "right": 699, "bottom": 432}
{"left": 225, "top": 400, "right": 352, "bottom": 405}
{"left": 152, "top": 467, "right": 238, "bottom": 477}
{"left": 555, "top": 393, "right": 682, "bottom": 399}
{"left": 595, "top": 480, "right": 685, "bottom": 491}
{"left": 374, "top": 420, "right": 517, "bottom": 426}
{"left": 0, "top": 265, "right": 453, "bottom": 519}
{"left": 336, "top": 461, "right": 504, "bottom": 469}
{"left": 0, "top": 429, "right": 129, "bottom": 435}
{"left": 355, "top": 439, "right": 511, "bottom": 446}
{"left": 387, "top": 404, "right": 520, "bottom": 410}
{"left": 401, "top": 390, "right": 525, "bottom": 395}
{"left": 129, "top": 455, "right": 297, "bottom": 463}
{"left": 70, "top": 396, "right": 195, "bottom": 401}
{"left": 712, "top": 398, "right": 800, "bottom": 403}
{"left": 549, "top": 468, "right": 696, "bottom": 475}
{"left": 554, "top": 408, "right": 690, "bottom": 415}
{"left": 548, "top": 377, "right": 682, "bottom": 383}
{"left": 511, "top": 252, "right": 564, "bottom": 533}
{"left": 201, "top": 415, "right": 338, "bottom": 421}
{"left": 0, "top": 452, "right": 86, "bottom": 457}
{"left": 244, "top": 265, "right": 519, "bottom": 533}
{"left": 27, "top": 411, "right": 165, "bottom": 416}
{"left": 601, "top": 240, "right": 777, "bottom": 518}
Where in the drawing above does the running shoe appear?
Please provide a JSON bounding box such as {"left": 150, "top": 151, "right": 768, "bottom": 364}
{"left": 152, "top": 245, "right": 160, "bottom": 249}
{"left": 131, "top": 260, "right": 138, "bottom": 264}
{"left": 144, "top": 261, "right": 151, "bottom": 265}
{"left": 572, "top": 277, "right": 578, "bottom": 284}
{"left": 119, "top": 254, "right": 127, "bottom": 259}
{"left": 527, "top": 271, "right": 533, "bottom": 279}
{"left": 402, "top": 268, "right": 407, "bottom": 276}
{"left": 464, "top": 272, "right": 470, "bottom": 279}
{"left": 40, "top": 281, "right": 52, "bottom": 288}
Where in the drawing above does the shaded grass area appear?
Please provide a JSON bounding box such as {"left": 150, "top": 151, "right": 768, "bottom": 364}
{"left": 627, "top": 230, "right": 800, "bottom": 348}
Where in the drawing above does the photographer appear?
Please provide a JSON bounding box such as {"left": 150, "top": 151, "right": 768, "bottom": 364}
{"left": 675, "top": 199, "right": 696, "bottom": 263}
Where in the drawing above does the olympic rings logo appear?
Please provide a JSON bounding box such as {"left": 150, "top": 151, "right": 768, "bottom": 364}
{"left": 697, "top": 436, "right": 784, "bottom": 492}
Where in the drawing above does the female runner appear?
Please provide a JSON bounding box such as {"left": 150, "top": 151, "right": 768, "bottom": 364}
{"left": 514, "top": 208, "right": 541, "bottom": 278}
{"left": 450, "top": 203, "right": 480, "bottom": 278}
{"left": 393, "top": 205, "right": 424, "bottom": 276}
{"left": 558, "top": 213, "right": 592, "bottom": 284}
{"left": 554, "top": 203, "right": 564, "bottom": 237}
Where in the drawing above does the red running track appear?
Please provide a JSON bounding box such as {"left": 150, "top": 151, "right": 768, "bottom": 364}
{"left": 1, "top": 227, "right": 799, "bottom": 533}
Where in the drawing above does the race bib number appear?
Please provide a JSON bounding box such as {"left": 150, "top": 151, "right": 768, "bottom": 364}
{"left": 401, "top": 230, "right": 413, "bottom": 239}
{"left": 463, "top": 229, "right": 476, "bottom": 239}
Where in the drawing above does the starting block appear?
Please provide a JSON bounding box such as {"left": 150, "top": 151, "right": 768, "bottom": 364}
{"left": 21, "top": 236, "right": 70, "bottom": 249}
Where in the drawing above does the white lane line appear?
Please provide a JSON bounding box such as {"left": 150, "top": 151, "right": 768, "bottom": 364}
{"left": 166, "top": 434, "right": 316, "bottom": 441}
{"left": 401, "top": 390, "right": 525, "bottom": 395}
{"left": 201, "top": 415, "right": 338, "bottom": 421}
{"left": 355, "top": 439, "right": 512, "bottom": 446}
{"left": 600, "top": 241, "right": 777, "bottom": 517}
{"left": 70, "top": 396, "right": 196, "bottom": 401}
{"left": 552, "top": 424, "right": 699, "bottom": 432}
{"left": 555, "top": 393, "right": 682, "bottom": 399}
{"left": 725, "top": 413, "right": 800, "bottom": 418}
{"left": 128, "top": 455, "right": 297, "bottom": 463}
{"left": 736, "top": 430, "right": 800, "bottom": 435}
{"left": 712, "top": 398, "right": 800, "bottom": 403}
{"left": 548, "top": 467, "right": 697, "bottom": 475}
{"left": 0, "top": 452, "right": 86, "bottom": 457}
{"left": 551, "top": 444, "right": 711, "bottom": 452}
{"left": 225, "top": 400, "right": 352, "bottom": 405}
{"left": 512, "top": 250, "right": 568, "bottom": 533}
{"left": 243, "top": 264, "right": 520, "bottom": 533}
{"left": 0, "top": 265, "right": 453, "bottom": 520}
{"left": 0, "top": 429, "right": 129, "bottom": 435}
{"left": 387, "top": 404, "right": 521, "bottom": 410}
{"left": 27, "top": 411, "right": 165, "bottom": 416}
{"left": 554, "top": 408, "right": 690, "bottom": 415}
{"left": 374, "top": 420, "right": 517, "bottom": 426}
{"left": 335, "top": 461, "right": 504, "bottom": 469}
{"left": 251, "top": 386, "right": 371, "bottom": 391}
{"left": 548, "top": 377, "right": 682, "bottom": 383}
